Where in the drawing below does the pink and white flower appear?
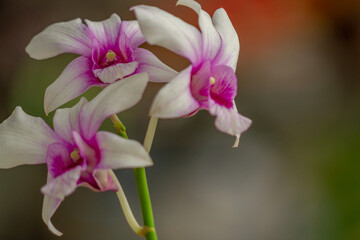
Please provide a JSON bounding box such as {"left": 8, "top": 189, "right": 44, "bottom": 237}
{"left": 26, "top": 14, "right": 177, "bottom": 115}
{"left": 132, "top": 0, "right": 252, "bottom": 147}
{"left": 0, "top": 73, "right": 152, "bottom": 236}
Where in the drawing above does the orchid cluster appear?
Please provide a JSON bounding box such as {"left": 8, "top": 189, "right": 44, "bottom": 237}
{"left": 0, "top": 1, "right": 251, "bottom": 239}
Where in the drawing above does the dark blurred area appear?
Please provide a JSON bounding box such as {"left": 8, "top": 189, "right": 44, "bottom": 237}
{"left": 0, "top": 0, "right": 359, "bottom": 239}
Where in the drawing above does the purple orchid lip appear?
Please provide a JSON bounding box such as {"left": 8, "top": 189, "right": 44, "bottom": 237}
{"left": 25, "top": 13, "right": 177, "bottom": 115}
{"left": 133, "top": 1, "right": 252, "bottom": 146}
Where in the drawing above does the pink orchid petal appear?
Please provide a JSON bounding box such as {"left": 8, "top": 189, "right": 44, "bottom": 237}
{"left": 209, "top": 100, "right": 252, "bottom": 137}
{"left": 212, "top": 8, "right": 240, "bottom": 71}
{"left": 132, "top": 5, "right": 202, "bottom": 64}
{"left": 85, "top": 14, "right": 122, "bottom": 49}
{"left": 93, "top": 169, "right": 118, "bottom": 192}
{"left": 120, "top": 20, "right": 146, "bottom": 48}
{"left": 25, "top": 18, "right": 92, "bottom": 59}
{"left": 42, "top": 181, "right": 63, "bottom": 236}
{"left": 53, "top": 98, "right": 88, "bottom": 144}
{"left": 0, "top": 107, "right": 62, "bottom": 169}
{"left": 79, "top": 73, "right": 148, "bottom": 139}
{"left": 44, "top": 56, "right": 103, "bottom": 115}
{"left": 78, "top": 171, "right": 103, "bottom": 192}
{"left": 93, "top": 62, "right": 138, "bottom": 84}
{"left": 41, "top": 165, "right": 82, "bottom": 199}
{"left": 210, "top": 64, "right": 237, "bottom": 108}
{"left": 96, "top": 131, "right": 153, "bottom": 169}
{"left": 133, "top": 48, "right": 177, "bottom": 82}
{"left": 150, "top": 66, "right": 200, "bottom": 118}
{"left": 177, "top": 0, "right": 221, "bottom": 60}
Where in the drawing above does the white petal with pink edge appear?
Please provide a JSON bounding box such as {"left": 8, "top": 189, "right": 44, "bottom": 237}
{"left": 93, "top": 62, "right": 138, "bottom": 84}
{"left": 212, "top": 8, "right": 240, "bottom": 71}
{"left": 26, "top": 18, "right": 92, "bottom": 59}
{"left": 0, "top": 107, "right": 62, "bottom": 169}
{"left": 44, "top": 56, "right": 103, "bottom": 115}
{"left": 133, "top": 48, "right": 177, "bottom": 83}
{"left": 96, "top": 131, "right": 153, "bottom": 169}
{"left": 150, "top": 66, "right": 200, "bottom": 118}
{"left": 177, "top": 0, "right": 221, "bottom": 60}
{"left": 132, "top": 5, "right": 202, "bottom": 64}
{"left": 85, "top": 14, "right": 121, "bottom": 49}
{"left": 79, "top": 73, "right": 148, "bottom": 139}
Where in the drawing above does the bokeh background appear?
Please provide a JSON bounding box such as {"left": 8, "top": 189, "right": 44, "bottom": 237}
{"left": 0, "top": 0, "right": 359, "bottom": 239}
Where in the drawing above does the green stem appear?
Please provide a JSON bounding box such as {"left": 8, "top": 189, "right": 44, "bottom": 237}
{"left": 134, "top": 168, "right": 157, "bottom": 240}
{"left": 109, "top": 114, "right": 154, "bottom": 237}
{"left": 135, "top": 116, "right": 159, "bottom": 240}
{"left": 110, "top": 114, "right": 158, "bottom": 240}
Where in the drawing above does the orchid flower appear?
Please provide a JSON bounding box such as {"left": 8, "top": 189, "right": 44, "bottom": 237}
{"left": 132, "top": 0, "right": 252, "bottom": 147}
{"left": 0, "top": 73, "right": 152, "bottom": 236}
{"left": 26, "top": 14, "right": 177, "bottom": 115}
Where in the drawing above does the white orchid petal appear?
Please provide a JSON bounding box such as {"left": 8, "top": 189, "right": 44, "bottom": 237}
{"left": 0, "top": 107, "right": 61, "bottom": 169}
{"left": 133, "top": 48, "right": 177, "bottom": 82}
{"left": 177, "top": 0, "right": 221, "bottom": 60}
{"left": 132, "top": 5, "right": 202, "bottom": 64}
{"left": 26, "top": 18, "right": 92, "bottom": 59}
{"left": 53, "top": 98, "right": 88, "bottom": 144}
{"left": 80, "top": 73, "right": 148, "bottom": 139}
{"left": 44, "top": 56, "right": 102, "bottom": 115}
{"left": 41, "top": 166, "right": 82, "bottom": 199}
{"left": 212, "top": 8, "right": 240, "bottom": 71}
{"left": 93, "top": 62, "right": 138, "bottom": 84}
{"left": 96, "top": 132, "right": 153, "bottom": 169}
{"left": 42, "top": 192, "right": 63, "bottom": 236}
{"left": 121, "top": 20, "right": 146, "bottom": 48}
{"left": 209, "top": 100, "right": 252, "bottom": 138}
{"left": 176, "top": 0, "right": 201, "bottom": 13}
{"left": 150, "top": 66, "right": 200, "bottom": 118}
{"left": 85, "top": 14, "right": 122, "bottom": 49}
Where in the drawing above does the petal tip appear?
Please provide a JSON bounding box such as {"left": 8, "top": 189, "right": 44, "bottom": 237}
{"left": 232, "top": 134, "right": 240, "bottom": 148}
{"left": 44, "top": 97, "right": 52, "bottom": 116}
{"left": 176, "top": 0, "right": 201, "bottom": 14}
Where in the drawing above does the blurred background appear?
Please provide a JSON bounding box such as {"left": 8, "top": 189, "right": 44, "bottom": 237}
{"left": 0, "top": 0, "right": 359, "bottom": 239}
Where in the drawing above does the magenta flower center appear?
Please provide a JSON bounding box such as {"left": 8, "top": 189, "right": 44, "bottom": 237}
{"left": 190, "top": 62, "right": 237, "bottom": 109}
{"left": 48, "top": 144, "right": 84, "bottom": 178}
{"left": 209, "top": 76, "right": 234, "bottom": 108}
